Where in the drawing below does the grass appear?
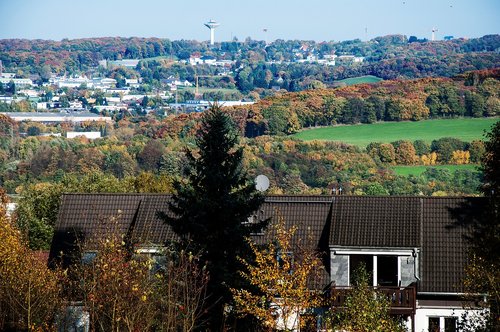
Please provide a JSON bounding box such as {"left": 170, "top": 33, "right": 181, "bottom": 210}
{"left": 392, "top": 164, "right": 480, "bottom": 177}
{"left": 293, "top": 118, "right": 499, "bottom": 147}
{"left": 336, "top": 75, "right": 383, "bottom": 86}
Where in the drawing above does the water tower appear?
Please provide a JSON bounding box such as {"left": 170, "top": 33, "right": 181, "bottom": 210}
{"left": 204, "top": 19, "right": 220, "bottom": 45}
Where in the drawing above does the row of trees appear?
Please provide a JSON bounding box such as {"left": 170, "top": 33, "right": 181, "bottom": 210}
{"left": 367, "top": 137, "right": 485, "bottom": 165}
{"left": 0, "top": 123, "right": 486, "bottom": 208}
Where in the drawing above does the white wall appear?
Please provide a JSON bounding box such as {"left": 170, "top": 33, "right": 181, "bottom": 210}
{"left": 414, "top": 306, "right": 488, "bottom": 332}
{"left": 66, "top": 131, "right": 101, "bottom": 139}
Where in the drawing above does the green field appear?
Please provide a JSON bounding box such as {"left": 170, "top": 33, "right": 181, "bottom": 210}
{"left": 293, "top": 118, "right": 499, "bottom": 147}
{"left": 336, "top": 75, "right": 383, "bottom": 86}
{"left": 392, "top": 164, "right": 479, "bottom": 177}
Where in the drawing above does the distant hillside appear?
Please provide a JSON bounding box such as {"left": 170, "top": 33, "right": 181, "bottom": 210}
{"left": 0, "top": 35, "right": 499, "bottom": 89}
{"left": 226, "top": 68, "right": 500, "bottom": 137}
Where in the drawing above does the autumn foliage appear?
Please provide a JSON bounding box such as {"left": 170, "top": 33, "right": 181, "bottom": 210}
{"left": 0, "top": 188, "right": 64, "bottom": 331}
{"left": 232, "top": 216, "right": 322, "bottom": 331}
{"left": 69, "top": 224, "right": 210, "bottom": 332}
{"left": 326, "top": 264, "right": 405, "bottom": 332}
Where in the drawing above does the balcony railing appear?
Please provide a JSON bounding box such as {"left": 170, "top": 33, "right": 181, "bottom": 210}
{"left": 329, "top": 286, "right": 416, "bottom": 315}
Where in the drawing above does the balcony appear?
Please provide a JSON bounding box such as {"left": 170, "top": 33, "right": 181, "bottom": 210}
{"left": 329, "top": 286, "right": 416, "bottom": 315}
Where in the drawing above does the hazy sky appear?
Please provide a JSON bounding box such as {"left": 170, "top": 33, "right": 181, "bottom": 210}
{"left": 0, "top": 0, "right": 498, "bottom": 42}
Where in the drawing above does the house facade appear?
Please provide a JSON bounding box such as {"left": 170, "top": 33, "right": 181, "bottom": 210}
{"left": 50, "top": 194, "right": 487, "bottom": 331}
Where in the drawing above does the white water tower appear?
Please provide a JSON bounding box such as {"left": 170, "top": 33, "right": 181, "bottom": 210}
{"left": 204, "top": 20, "right": 220, "bottom": 45}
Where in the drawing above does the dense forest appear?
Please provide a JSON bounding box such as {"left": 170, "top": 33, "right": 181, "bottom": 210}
{"left": 1, "top": 69, "right": 498, "bottom": 199}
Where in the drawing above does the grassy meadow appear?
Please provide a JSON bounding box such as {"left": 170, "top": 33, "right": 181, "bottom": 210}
{"left": 293, "top": 118, "right": 499, "bottom": 147}
{"left": 336, "top": 75, "right": 383, "bottom": 86}
{"left": 392, "top": 164, "right": 480, "bottom": 177}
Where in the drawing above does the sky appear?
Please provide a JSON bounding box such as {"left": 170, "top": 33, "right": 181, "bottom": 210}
{"left": 0, "top": 0, "right": 498, "bottom": 42}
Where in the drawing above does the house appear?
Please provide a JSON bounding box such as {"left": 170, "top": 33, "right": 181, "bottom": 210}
{"left": 189, "top": 55, "right": 217, "bottom": 66}
{"left": 107, "top": 59, "right": 140, "bottom": 68}
{"left": 125, "top": 78, "right": 141, "bottom": 87}
{"left": 0, "top": 73, "right": 16, "bottom": 79}
{"left": 0, "top": 112, "right": 112, "bottom": 123}
{"left": 336, "top": 55, "right": 365, "bottom": 64}
{"left": 49, "top": 194, "right": 488, "bottom": 332}
{"left": 160, "top": 75, "right": 193, "bottom": 89}
{"left": 66, "top": 131, "right": 101, "bottom": 140}
{"left": 0, "top": 77, "right": 34, "bottom": 87}
{"left": 53, "top": 76, "right": 90, "bottom": 88}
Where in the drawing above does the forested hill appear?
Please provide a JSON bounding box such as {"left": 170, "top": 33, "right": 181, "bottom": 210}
{"left": 226, "top": 68, "right": 500, "bottom": 137}
{"left": 0, "top": 35, "right": 499, "bottom": 83}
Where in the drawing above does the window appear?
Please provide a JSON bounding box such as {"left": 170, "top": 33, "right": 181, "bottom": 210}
{"left": 349, "top": 255, "right": 373, "bottom": 285}
{"left": 333, "top": 248, "right": 416, "bottom": 287}
{"left": 349, "top": 254, "right": 400, "bottom": 286}
{"left": 428, "top": 317, "right": 440, "bottom": 332}
{"left": 445, "top": 317, "right": 457, "bottom": 332}
{"left": 377, "top": 255, "right": 398, "bottom": 286}
{"left": 134, "top": 246, "right": 166, "bottom": 273}
{"left": 81, "top": 251, "right": 97, "bottom": 264}
{"left": 428, "top": 317, "right": 457, "bottom": 332}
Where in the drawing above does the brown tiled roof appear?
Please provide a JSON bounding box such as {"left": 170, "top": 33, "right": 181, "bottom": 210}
{"left": 420, "top": 197, "right": 478, "bottom": 293}
{"left": 329, "top": 196, "right": 422, "bottom": 248}
{"left": 52, "top": 194, "right": 484, "bottom": 294}
{"left": 55, "top": 193, "right": 175, "bottom": 245}
{"left": 253, "top": 195, "right": 333, "bottom": 246}
{"left": 252, "top": 195, "right": 334, "bottom": 288}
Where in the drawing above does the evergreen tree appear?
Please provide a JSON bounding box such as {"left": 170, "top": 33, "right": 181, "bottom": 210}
{"left": 482, "top": 120, "right": 500, "bottom": 198}
{"left": 451, "top": 121, "right": 500, "bottom": 330}
{"left": 477, "top": 120, "right": 500, "bottom": 328}
{"left": 162, "top": 103, "right": 267, "bottom": 330}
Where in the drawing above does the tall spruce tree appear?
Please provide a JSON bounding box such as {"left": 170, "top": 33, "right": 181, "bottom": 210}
{"left": 162, "top": 103, "right": 266, "bottom": 330}
{"left": 477, "top": 120, "right": 500, "bottom": 328}
{"left": 451, "top": 121, "right": 500, "bottom": 330}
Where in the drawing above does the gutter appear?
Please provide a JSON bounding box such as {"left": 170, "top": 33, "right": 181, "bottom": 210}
{"left": 412, "top": 248, "right": 421, "bottom": 281}
{"left": 418, "top": 292, "right": 469, "bottom": 296}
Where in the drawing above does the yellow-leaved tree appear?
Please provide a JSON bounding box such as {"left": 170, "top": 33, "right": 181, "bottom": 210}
{"left": 0, "top": 188, "right": 64, "bottom": 331}
{"left": 325, "top": 263, "right": 406, "bottom": 332}
{"left": 68, "top": 219, "right": 209, "bottom": 332}
{"left": 231, "top": 216, "right": 322, "bottom": 331}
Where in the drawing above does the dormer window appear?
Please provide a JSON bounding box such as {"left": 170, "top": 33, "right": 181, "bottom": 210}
{"left": 330, "top": 248, "right": 419, "bottom": 288}
{"left": 349, "top": 254, "right": 398, "bottom": 287}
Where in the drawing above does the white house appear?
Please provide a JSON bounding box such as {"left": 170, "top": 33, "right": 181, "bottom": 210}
{"left": 0, "top": 77, "right": 34, "bottom": 87}
{"left": 0, "top": 112, "right": 112, "bottom": 123}
{"left": 66, "top": 131, "right": 101, "bottom": 139}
